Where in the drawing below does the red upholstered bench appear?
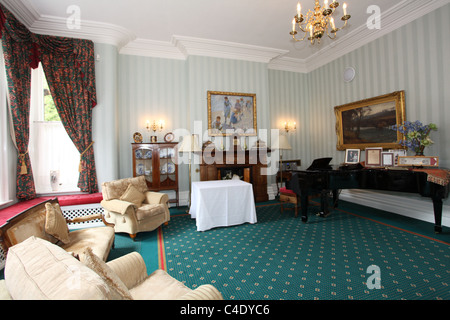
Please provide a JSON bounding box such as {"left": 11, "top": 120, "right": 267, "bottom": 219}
{"left": 0, "top": 193, "right": 103, "bottom": 227}
{"left": 279, "top": 187, "right": 299, "bottom": 217}
{"left": 57, "top": 193, "right": 103, "bottom": 207}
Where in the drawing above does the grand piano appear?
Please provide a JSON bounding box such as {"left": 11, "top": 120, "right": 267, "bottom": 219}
{"left": 288, "top": 158, "right": 449, "bottom": 233}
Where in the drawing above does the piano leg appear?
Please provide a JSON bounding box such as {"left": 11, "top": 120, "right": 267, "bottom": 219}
{"left": 432, "top": 197, "right": 443, "bottom": 234}
{"left": 317, "top": 190, "right": 330, "bottom": 218}
{"left": 300, "top": 192, "right": 309, "bottom": 223}
{"left": 332, "top": 190, "right": 339, "bottom": 208}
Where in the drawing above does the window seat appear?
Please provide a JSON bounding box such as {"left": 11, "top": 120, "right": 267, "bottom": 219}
{"left": 0, "top": 193, "right": 103, "bottom": 227}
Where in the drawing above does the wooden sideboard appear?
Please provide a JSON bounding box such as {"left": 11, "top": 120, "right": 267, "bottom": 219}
{"left": 199, "top": 146, "right": 270, "bottom": 203}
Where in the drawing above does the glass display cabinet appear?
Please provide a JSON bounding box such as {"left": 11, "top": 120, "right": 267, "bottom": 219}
{"left": 132, "top": 143, "right": 179, "bottom": 206}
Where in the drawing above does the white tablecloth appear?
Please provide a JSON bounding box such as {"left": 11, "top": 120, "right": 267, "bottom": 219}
{"left": 190, "top": 180, "right": 257, "bottom": 231}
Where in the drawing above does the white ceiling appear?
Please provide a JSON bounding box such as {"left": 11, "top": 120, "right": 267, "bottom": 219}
{"left": 2, "top": 0, "right": 449, "bottom": 72}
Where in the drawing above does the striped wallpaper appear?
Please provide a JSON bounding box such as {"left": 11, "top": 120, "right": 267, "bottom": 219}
{"left": 307, "top": 4, "right": 450, "bottom": 169}
{"left": 90, "top": 4, "right": 449, "bottom": 213}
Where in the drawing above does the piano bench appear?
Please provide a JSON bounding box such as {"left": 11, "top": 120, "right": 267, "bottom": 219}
{"left": 280, "top": 188, "right": 298, "bottom": 217}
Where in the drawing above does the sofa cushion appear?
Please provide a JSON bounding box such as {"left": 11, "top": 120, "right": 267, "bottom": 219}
{"left": 135, "top": 204, "right": 165, "bottom": 221}
{"left": 81, "top": 247, "right": 133, "bottom": 300}
{"left": 5, "top": 237, "right": 113, "bottom": 300}
{"left": 120, "top": 184, "right": 145, "bottom": 207}
{"left": 45, "top": 202, "right": 70, "bottom": 244}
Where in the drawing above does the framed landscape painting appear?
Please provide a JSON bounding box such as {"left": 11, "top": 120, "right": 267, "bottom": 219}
{"left": 207, "top": 91, "right": 257, "bottom": 136}
{"left": 334, "top": 91, "right": 406, "bottom": 151}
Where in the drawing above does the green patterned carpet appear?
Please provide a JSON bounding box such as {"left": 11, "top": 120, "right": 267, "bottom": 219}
{"left": 2, "top": 200, "right": 448, "bottom": 301}
{"left": 161, "top": 202, "right": 450, "bottom": 300}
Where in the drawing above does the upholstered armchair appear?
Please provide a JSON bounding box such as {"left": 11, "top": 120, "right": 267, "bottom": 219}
{"left": 101, "top": 176, "right": 170, "bottom": 239}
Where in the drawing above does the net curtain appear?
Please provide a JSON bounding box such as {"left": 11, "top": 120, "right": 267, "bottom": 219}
{"left": 0, "top": 5, "right": 98, "bottom": 199}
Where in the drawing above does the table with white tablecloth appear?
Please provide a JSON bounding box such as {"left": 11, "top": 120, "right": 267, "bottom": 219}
{"left": 189, "top": 180, "right": 257, "bottom": 231}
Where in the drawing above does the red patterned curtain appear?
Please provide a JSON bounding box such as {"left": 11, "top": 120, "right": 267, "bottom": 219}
{"left": 0, "top": 5, "right": 99, "bottom": 197}
{"left": 0, "top": 6, "right": 38, "bottom": 200}
{"left": 38, "top": 35, "right": 98, "bottom": 193}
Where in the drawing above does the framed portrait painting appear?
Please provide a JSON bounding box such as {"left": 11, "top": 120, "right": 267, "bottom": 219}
{"left": 207, "top": 91, "right": 257, "bottom": 136}
{"left": 335, "top": 91, "right": 406, "bottom": 150}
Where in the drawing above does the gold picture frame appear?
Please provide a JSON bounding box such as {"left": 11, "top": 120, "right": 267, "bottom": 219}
{"left": 207, "top": 91, "right": 257, "bottom": 136}
{"left": 335, "top": 91, "right": 406, "bottom": 151}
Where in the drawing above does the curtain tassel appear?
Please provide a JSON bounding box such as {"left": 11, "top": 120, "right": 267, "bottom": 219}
{"left": 19, "top": 152, "right": 28, "bottom": 175}
{"left": 79, "top": 141, "right": 94, "bottom": 172}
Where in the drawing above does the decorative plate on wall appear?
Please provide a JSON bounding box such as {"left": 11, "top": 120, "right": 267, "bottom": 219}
{"left": 164, "top": 132, "right": 174, "bottom": 142}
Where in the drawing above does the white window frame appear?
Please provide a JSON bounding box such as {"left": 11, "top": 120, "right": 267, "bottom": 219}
{"left": 29, "top": 64, "right": 81, "bottom": 195}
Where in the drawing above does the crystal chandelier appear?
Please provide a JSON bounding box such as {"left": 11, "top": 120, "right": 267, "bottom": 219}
{"left": 290, "top": 0, "right": 351, "bottom": 45}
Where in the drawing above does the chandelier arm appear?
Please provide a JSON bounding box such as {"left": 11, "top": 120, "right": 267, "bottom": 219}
{"left": 332, "top": 18, "right": 349, "bottom": 33}
{"left": 291, "top": 31, "right": 309, "bottom": 42}
{"left": 326, "top": 28, "right": 337, "bottom": 40}
{"left": 298, "top": 24, "right": 309, "bottom": 33}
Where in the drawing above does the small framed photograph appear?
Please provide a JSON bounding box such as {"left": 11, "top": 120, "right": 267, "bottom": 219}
{"left": 389, "top": 149, "right": 407, "bottom": 166}
{"left": 381, "top": 152, "right": 394, "bottom": 167}
{"left": 345, "top": 149, "right": 360, "bottom": 164}
{"left": 365, "top": 147, "right": 383, "bottom": 167}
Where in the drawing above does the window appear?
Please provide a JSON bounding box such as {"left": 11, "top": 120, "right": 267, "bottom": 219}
{"left": 29, "top": 64, "right": 80, "bottom": 194}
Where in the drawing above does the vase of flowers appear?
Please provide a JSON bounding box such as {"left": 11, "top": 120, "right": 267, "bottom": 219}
{"left": 391, "top": 121, "right": 437, "bottom": 156}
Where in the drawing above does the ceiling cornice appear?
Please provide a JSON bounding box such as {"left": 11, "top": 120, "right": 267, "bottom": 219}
{"left": 172, "top": 35, "right": 288, "bottom": 64}
{"left": 299, "top": 0, "right": 450, "bottom": 73}
{"left": 2, "top": 0, "right": 449, "bottom": 73}
{"left": 119, "top": 38, "right": 186, "bottom": 60}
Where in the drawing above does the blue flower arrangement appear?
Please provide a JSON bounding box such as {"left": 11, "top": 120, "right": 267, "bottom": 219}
{"left": 391, "top": 121, "right": 437, "bottom": 155}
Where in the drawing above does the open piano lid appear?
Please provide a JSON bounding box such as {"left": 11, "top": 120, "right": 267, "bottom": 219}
{"left": 307, "top": 157, "right": 333, "bottom": 171}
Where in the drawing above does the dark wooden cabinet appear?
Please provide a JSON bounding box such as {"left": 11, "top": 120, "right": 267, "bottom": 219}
{"left": 132, "top": 143, "right": 179, "bottom": 206}
{"left": 199, "top": 147, "right": 269, "bottom": 203}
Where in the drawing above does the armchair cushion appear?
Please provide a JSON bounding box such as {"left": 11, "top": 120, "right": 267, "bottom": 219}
{"left": 82, "top": 247, "right": 133, "bottom": 300}
{"left": 120, "top": 184, "right": 146, "bottom": 207}
{"left": 135, "top": 204, "right": 165, "bottom": 221}
{"left": 62, "top": 226, "right": 115, "bottom": 262}
{"left": 44, "top": 202, "right": 70, "bottom": 244}
{"left": 102, "top": 176, "right": 148, "bottom": 201}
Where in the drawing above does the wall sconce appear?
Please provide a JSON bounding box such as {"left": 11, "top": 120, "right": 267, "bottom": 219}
{"left": 146, "top": 120, "right": 164, "bottom": 133}
{"left": 284, "top": 121, "right": 297, "bottom": 133}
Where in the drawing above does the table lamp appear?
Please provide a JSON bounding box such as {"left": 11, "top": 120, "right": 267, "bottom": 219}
{"left": 178, "top": 134, "right": 202, "bottom": 210}
{"left": 272, "top": 134, "right": 292, "bottom": 195}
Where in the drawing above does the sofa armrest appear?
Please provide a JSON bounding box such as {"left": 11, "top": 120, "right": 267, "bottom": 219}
{"left": 101, "top": 199, "right": 135, "bottom": 215}
{"left": 0, "top": 280, "right": 12, "bottom": 300}
{"left": 106, "top": 252, "right": 147, "bottom": 289}
{"left": 177, "top": 284, "right": 224, "bottom": 300}
{"left": 144, "top": 192, "right": 169, "bottom": 205}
